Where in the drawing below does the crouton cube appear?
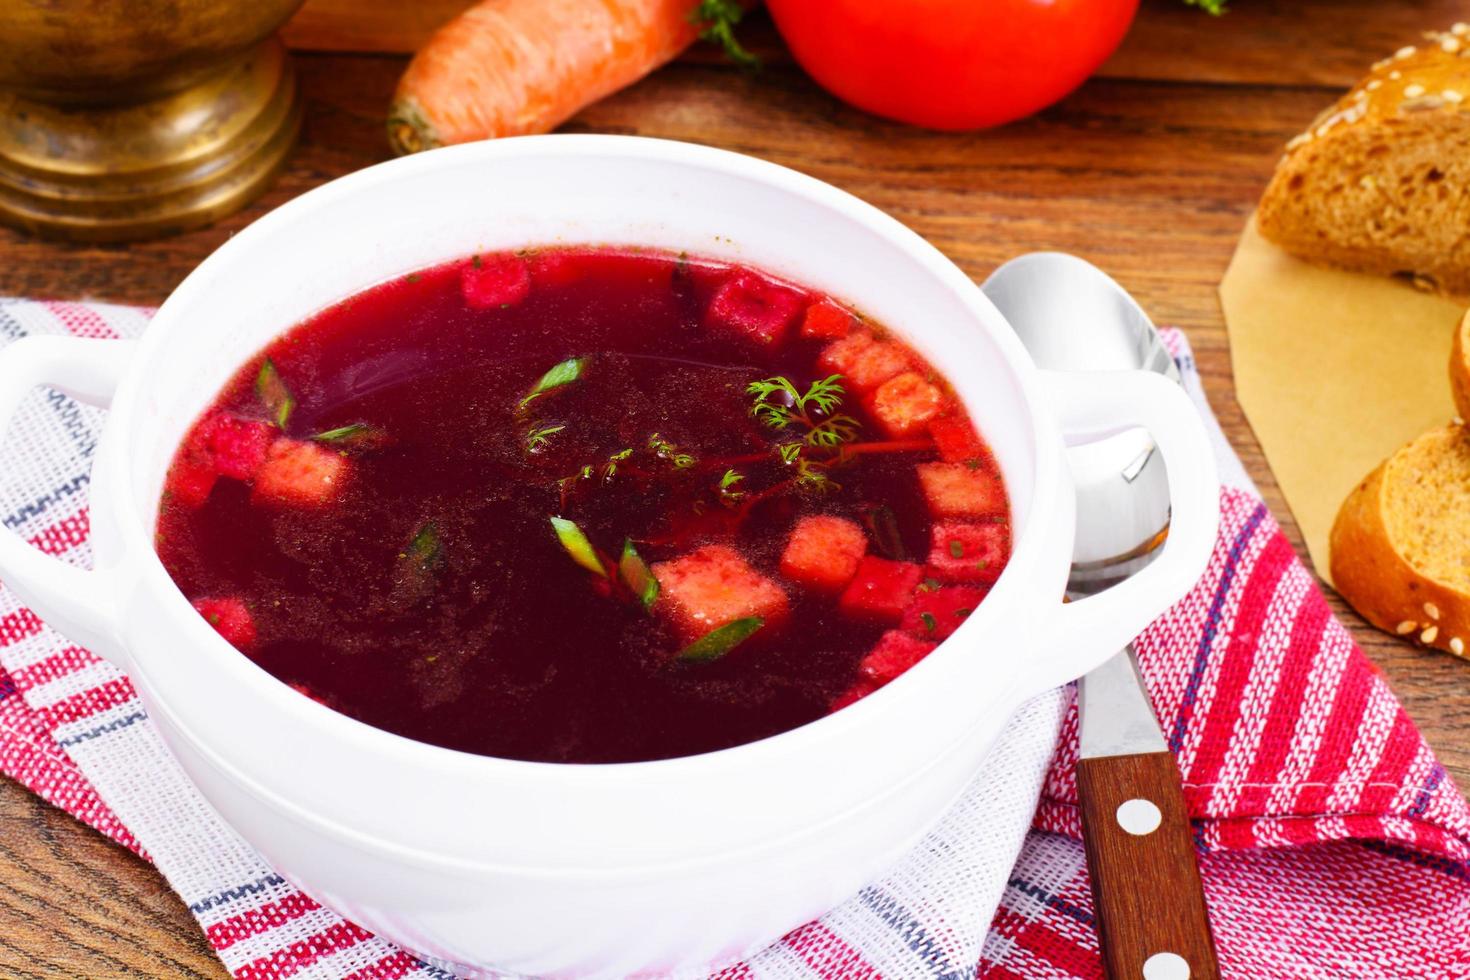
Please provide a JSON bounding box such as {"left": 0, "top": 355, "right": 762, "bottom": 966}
{"left": 839, "top": 555, "right": 924, "bottom": 624}
{"left": 800, "top": 300, "right": 855, "bottom": 340}
{"left": 704, "top": 270, "right": 807, "bottom": 348}
{"left": 916, "top": 462, "right": 1008, "bottom": 519}
{"left": 901, "top": 585, "right": 987, "bottom": 641}
{"left": 816, "top": 330, "right": 875, "bottom": 376}
{"left": 652, "top": 544, "right": 789, "bottom": 642}
{"left": 858, "top": 630, "right": 937, "bottom": 686}
{"left": 461, "top": 254, "right": 531, "bottom": 309}
{"left": 928, "top": 520, "right": 1010, "bottom": 585}
{"left": 869, "top": 372, "right": 947, "bottom": 438}
{"left": 780, "top": 515, "right": 867, "bottom": 594}
{"left": 252, "top": 438, "right": 348, "bottom": 508}
{"left": 846, "top": 342, "right": 914, "bottom": 392}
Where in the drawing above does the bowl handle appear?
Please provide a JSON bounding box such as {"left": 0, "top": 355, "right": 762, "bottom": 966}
{"left": 1029, "top": 368, "right": 1220, "bottom": 691}
{"left": 0, "top": 336, "right": 136, "bottom": 666}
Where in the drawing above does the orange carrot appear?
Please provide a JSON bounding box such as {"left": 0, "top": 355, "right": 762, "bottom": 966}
{"left": 389, "top": 0, "right": 710, "bottom": 154}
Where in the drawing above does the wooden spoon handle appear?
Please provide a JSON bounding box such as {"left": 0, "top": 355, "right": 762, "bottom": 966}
{"left": 1076, "top": 751, "right": 1221, "bottom": 980}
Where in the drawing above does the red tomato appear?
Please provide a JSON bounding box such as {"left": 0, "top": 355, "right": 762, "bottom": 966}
{"left": 765, "top": 0, "right": 1140, "bottom": 130}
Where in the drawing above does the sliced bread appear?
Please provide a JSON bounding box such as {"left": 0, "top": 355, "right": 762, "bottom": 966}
{"left": 1330, "top": 422, "right": 1470, "bottom": 659}
{"left": 1452, "top": 308, "right": 1470, "bottom": 421}
{"left": 1258, "top": 27, "right": 1470, "bottom": 296}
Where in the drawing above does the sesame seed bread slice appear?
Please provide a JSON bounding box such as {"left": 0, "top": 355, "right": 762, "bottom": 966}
{"left": 1258, "top": 26, "right": 1470, "bottom": 297}
{"left": 1330, "top": 422, "right": 1470, "bottom": 659}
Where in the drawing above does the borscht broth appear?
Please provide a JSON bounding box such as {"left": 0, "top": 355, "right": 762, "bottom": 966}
{"left": 155, "top": 247, "right": 1011, "bottom": 763}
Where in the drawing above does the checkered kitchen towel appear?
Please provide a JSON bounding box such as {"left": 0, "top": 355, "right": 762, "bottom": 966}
{"left": 1, "top": 298, "right": 1468, "bottom": 979}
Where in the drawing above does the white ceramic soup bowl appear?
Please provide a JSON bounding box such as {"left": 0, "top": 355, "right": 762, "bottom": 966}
{"left": 0, "top": 135, "right": 1218, "bottom": 978}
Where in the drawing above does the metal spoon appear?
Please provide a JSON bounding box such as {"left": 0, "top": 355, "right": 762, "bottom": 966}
{"left": 983, "top": 253, "right": 1221, "bottom": 980}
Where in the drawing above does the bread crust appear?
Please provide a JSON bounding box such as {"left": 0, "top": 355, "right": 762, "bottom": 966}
{"left": 1330, "top": 424, "right": 1470, "bottom": 660}
{"left": 1451, "top": 308, "right": 1470, "bottom": 421}
{"left": 1258, "top": 28, "right": 1470, "bottom": 297}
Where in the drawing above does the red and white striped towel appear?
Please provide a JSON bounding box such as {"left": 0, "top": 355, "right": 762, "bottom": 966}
{"left": 1, "top": 298, "right": 1467, "bottom": 979}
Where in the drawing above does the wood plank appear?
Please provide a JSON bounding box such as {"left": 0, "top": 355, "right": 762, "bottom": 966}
{"left": 0, "top": 777, "right": 226, "bottom": 978}
{"left": 285, "top": 0, "right": 1466, "bottom": 90}
{"left": 1103, "top": 0, "right": 1468, "bottom": 87}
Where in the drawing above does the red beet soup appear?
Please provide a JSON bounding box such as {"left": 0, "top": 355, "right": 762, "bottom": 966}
{"left": 155, "top": 247, "right": 1011, "bottom": 763}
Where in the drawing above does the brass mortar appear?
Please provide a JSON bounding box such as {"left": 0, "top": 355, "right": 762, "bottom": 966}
{"left": 0, "top": 0, "right": 307, "bottom": 241}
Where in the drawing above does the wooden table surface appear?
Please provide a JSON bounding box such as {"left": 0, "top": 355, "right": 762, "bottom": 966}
{"left": 2, "top": 1, "right": 1467, "bottom": 975}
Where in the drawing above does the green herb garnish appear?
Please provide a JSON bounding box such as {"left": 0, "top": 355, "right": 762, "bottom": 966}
{"left": 717, "top": 468, "right": 746, "bottom": 505}
{"left": 692, "top": 0, "right": 761, "bottom": 69}
{"left": 748, "top": 375, "right": 848, "bottom": 430}
{"left": 677, "top": 616, "right": 765, "bottom": 663}
{"left": 311, "top": 423, "right": 385, "bottom": 449}
{"left": 525, "top": 423, "right": 566, "bottom": 453}
{"left": 920, "top": 612, "right": 937, "bottom": 635}
{"left": 520, "top": 357, "right": 585, "bottom": 411}
{"left": 618, "top": 539, "right": 660, "bottom": 611}
{"left": 648, "top": 433, "right": 695, "bottom": 469}
{"left": 949, "top": 539, "right": 964, "bottom": 559}
{"left": 794, "top": 457, "right": 839, "bottom": 493}
{"left": 550, "top": 516, "right": 606, "bottom": 577}
{"left": 604, "top": 447, "right": 633, "bottom": 478}
{"left": 392, "top": 521, "right": 443, "bottom": 605}
{"left": 748, "top": 375, "right": 861, "bottom": 488}
{"left": 918, "top": 577, "right": 941, "bottom": 594}
{"left": 863, "top": 505, "right": 906, "bottom": 561}
{"left": 404, "top": 522, "right": 442, "bottom": 570}
{"left": 255, "top": 358, "right": 295, "bottom": 428}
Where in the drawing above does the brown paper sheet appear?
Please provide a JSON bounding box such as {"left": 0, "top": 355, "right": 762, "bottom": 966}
{"left": 1220, "top": 216, "right": 1465, "bottom": 583}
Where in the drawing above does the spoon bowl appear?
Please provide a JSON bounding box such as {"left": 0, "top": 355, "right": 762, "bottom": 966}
{"left": 983, "top": 252, "right": 1177, "bottom": 580}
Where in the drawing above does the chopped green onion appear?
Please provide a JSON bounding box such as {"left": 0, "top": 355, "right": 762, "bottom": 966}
{"left": 863, "top": 504, "right": 906, "bottom": 561}
{"left": 520, "top": 357, "right": 585, "bottom": 410}
{"left": 948, "top": 540, "right": 964, "bottom": 559}
{"left": 677, "top": 616, "right": 765, "bottom": 663}
{"left": 920, "top": 611, "right": 937, "bottom": 635}
{"left": 550, "top": 516, "right": 606, "bottom": 577}
{"left": 618, "top": 538, "right": 660, "bottom": 611}
{"left": 404, "top": 522, "right": 442, "bottom": 571}
{"left": 255, "top": 358, "right": 295, "bottom": 428}
{"left": 311, "top": 422, "right": 384, "bottom": 448}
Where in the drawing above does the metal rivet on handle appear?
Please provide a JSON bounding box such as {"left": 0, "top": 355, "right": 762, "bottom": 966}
{"left": 1116, "top": 798, "right": 1163, "bottom": 836}
{"left": 1143, "top": 951, "right": 1191, "bottom": 980}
